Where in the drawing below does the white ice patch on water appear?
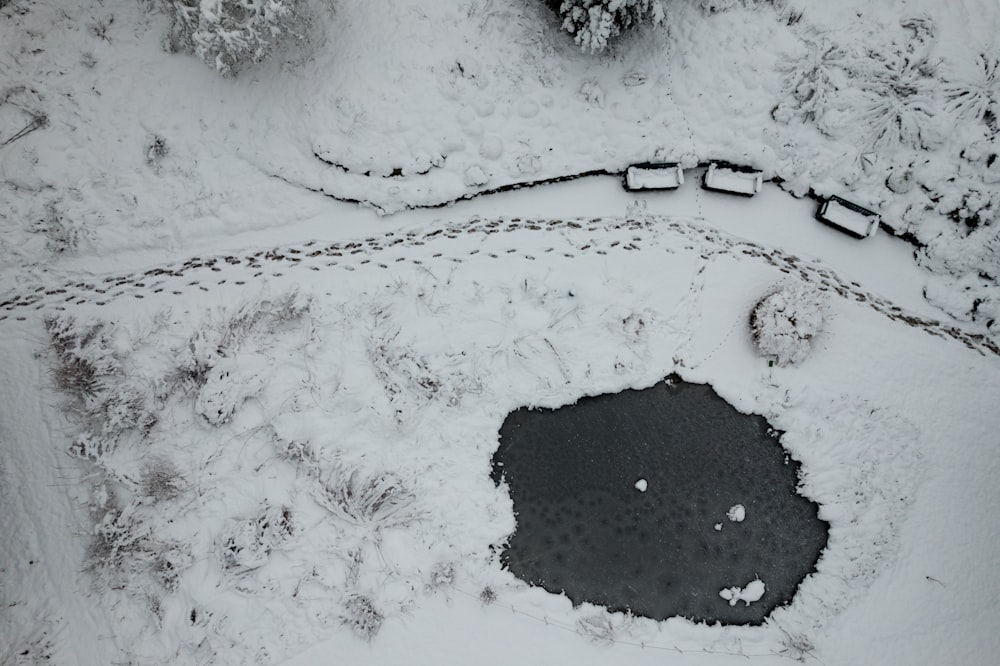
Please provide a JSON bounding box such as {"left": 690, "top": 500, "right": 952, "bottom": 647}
{"left": 719, "top": 579, "right": 766, "bottom": 607}
{"left": 634, "top": 479, "right": 648, "bottom": 492}
{"left": 727, "top": 504, "right": 746, "bottom": 522}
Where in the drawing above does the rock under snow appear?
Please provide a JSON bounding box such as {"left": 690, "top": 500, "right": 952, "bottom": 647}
{"left": 634, "top": 478, "right": 648, "bottom": 492}
{"left": 727, "top": 504, "right": 746, "bottom": 522}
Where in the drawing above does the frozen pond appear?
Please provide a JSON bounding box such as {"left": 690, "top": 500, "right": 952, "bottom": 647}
{"left": 492, "top": 378, "right": 829, "bottom": 625}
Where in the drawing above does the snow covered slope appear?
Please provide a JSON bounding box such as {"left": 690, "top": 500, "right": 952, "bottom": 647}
{"left": 2, "top": 0, "right": 999, "bottom": 664}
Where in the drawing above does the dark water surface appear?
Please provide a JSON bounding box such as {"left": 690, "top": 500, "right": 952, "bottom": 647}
{"left": 491, "top": 378, "right": 829, "bottom": 625}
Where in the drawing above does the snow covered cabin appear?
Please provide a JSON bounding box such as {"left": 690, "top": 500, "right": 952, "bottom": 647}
{"left": 623, "top": 162, "right": 685, "bottom": 191}
{"left": 702, "top": 162, "right": 764, "bottom": 197}
{"left": 816, "top": 195, "right": 880, "bottom": 239}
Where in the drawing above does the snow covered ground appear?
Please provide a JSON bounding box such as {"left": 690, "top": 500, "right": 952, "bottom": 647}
{"left": 2, "top": 1, "right": 1000, "bottom": 665}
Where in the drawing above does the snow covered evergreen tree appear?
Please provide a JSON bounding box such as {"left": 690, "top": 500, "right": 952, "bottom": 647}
{"left": 554, "top": 0, "right": 665, "bottom": 53}
{"left": 163, "top": 0, "right": 308, "bottom": 77}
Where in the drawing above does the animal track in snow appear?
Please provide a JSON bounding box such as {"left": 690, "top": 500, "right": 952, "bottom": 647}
{"left": 0, "top": 216, "right": 996, "bottom": 358}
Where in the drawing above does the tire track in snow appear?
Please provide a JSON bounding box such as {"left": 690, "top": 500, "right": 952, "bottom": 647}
{"left": 0, "top": 216, "right": 996, "bottom": 358}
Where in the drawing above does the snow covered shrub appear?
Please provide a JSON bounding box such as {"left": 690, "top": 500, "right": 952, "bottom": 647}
{"left": 696, "top": 0, "right": 781, "bottom": 14}
{"left": 313, "top": 465, "right": 416, "bottom": 529}
{"left": 46, "top": 316, "right": 158, "bottom": 459}
{"left": 45, "top": 316, "right": 113, "bottom": 391}
{"left": 179, "top": 292, "right": 309, "bottom": 390}
{"left": 163, "top": 0, "right": 308, "bottom": 77}
{"left": 426, "top": 562, "right": 456, "bottom": 591}
{"left": 576, "top": 611, "right": 634, "bottom": 644}
{"left": 850, "top": 19, "right": 943, "bottom": 152}
{"left": 219, "top": 504, "right": 294, "bottom": 573}
{"left": 341, "top": 594, "right": 383, "bottom": 642}
{"left": 86, "top": 504, "right": 179, "bottom": 591}
{"left": 1, "top": 626, "right": 56, "bottom": 665}
{"left": 195, "top": 352, "right": 269, "bottom": 425}
{"left": 778, "top": 630, "right": 816, "bottom": 662}
{"left": 366, "top": 324, "right": 481, "bottom": 412}
{"left": 950, "top": 187, "right": 1000, "bottom": 232}
{"left": 772, "top": 37, "right": 854, "bottom": 135}
{"left": 749, "top": 283, "right": 826, "bottom": 366}
{"left": 463, "top": 164, "right": 490, "bottom": 187}
{"left": 855, "top": 48, "right": 942, "bottom": 152}
{"left": 144, "top": 134, "right": 169, "bottom": 172}
{"left": 479, "top": 586, "right": 497, "bottom": 605}
{"left": 554, "top": 0, "right": 665, "bottom": 53}
{"left": 275, "top": 436, "right": 317, "bottom": 465}
{"left": 31, "top": 201, "right": 87, "bottom": 253}
{"left": 151, "top": 543, "right": 194, "bottom": 593}
{"left": 140, "top": 458, "right": 187, "bottom": 503}
{"left": 922, "top": 274, "right": 999, "bottom": 332}
{"left": 943, "top": 51, "right": 1000, "bottom": 130}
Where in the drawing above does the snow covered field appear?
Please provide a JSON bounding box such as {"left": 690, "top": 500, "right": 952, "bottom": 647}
{"left": 2, "top": 1, "right": 1000, "bottom": 665}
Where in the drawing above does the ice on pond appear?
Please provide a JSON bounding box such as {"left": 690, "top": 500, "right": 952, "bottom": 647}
{"left": 492, "top": 377, "right": 828, "bottom": 625}
{"left": 719, "top": 579, "right": 766, "bottom": 607}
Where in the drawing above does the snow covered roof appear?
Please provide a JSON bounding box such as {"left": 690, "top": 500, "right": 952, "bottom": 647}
{"left": 702, "top": 163, "right": 763, "bottom": 196}
{"left": 623, "top": 163, "right": 684, "bottom": 191}
{"left": 816, "top": 196, "right": 880, "bottom": 239}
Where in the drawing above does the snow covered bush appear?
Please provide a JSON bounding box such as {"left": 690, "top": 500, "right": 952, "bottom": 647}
{"left": 219, "top": 504, "right": 294, "bottom": 573}
{"left": 772, "top": 37, "right": 854, "bottom": 135}
{"left": 479, "top": 586, "right": 497, "bottom": 605}
{"left": 1, "top": 626, "right": 56, "bottom": 665}
{"left": 576, "top": 611, "right": 634, "bottom": 644}
{"left": 144, "top": 134, "right": 169, "bottom": 172}
{"left": 163, "top": 0, "right": 308, "bottom": 77}
{"left": 749, "top": 283, "right": 826, "bottom": 366}
{"left": 943, "top": 51, "right": 1000, "bottom": 130}
{"left": 341, "top": 594, "right": 383, "bottom": 642}
{"left": 31, "top": 202, "right": 88, "bottom": 253}
{"left": 855, "top": 47, "right": 942, "bottom": 152}
{"left": 178, "top": 291, "right": 309, "bottom": 390}
{"left": 195, "top": 352, "right": 270, "bottom": 425}
{"left": 86, "top": 501, "right": 188, "bottom": 593}
{"left": 45, "top": 316, "right": 157, "bottom": 460}
{"left": 554, "top": 0, "right": 665, "bottom": 53}
{"left": 140, "top": 458, "right": 188, "bottom": 503}
{"left": 696, "top": 0, "right": 779, "bottom": 13}
{"left": 313, "top": 465, "right": 416, "bottom": 529}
